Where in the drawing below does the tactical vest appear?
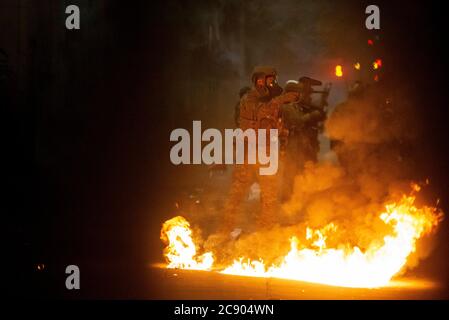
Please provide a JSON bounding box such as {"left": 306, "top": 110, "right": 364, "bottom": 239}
{"left": 238, "top": 88, "right": 279, "bottom": 131}
{"left": 239, "top": 90, "right": 261, "bottom": 130}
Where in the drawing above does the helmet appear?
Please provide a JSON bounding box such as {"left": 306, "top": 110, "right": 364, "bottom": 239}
{"left": 251, "top": 66, "right": 277, "bottom": 84}
{"left": 284, "top": 80, "right": 302, "bottom": 93}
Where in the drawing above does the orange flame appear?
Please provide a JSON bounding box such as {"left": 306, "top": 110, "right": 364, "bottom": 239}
{"left": 161, "top": 187, "right": 443, "bottom": 288}
{"left": 160, "top": 216, "right": 214, "bottom": 270}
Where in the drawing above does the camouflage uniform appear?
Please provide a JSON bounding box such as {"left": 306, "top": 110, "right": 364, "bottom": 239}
{"left": 280, "top": 81, "right": 327, "bottom": 199}
{"left": 283, "top": 81, "right": 326, "bottom": 162}
{"left": 234, "top": 86, "right": 251, "bottom": 127}
{"left": 294, "top": 104, "right": 325, "bottom": 163}
{"left": 222, "top": 67, "right": 298, "bottom": 231}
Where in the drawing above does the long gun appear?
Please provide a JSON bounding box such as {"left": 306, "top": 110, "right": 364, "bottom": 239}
{"left": 298, "top": 76, "right": 331, "bottom": 112}
{"left": 297, "top": 77, "right": 332, "bottom": 133}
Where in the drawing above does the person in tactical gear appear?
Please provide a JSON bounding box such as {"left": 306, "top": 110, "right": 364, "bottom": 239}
{"left": 279, "top": 77, "right": 329, "bottom": 200}
{"left": 221, "top": 66, "right": 299, "bottom": 235}
{"left": 234, "top": 86, "right": 251, "bottom": 127}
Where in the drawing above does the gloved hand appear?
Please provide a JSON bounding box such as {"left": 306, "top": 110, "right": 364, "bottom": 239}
{"left": 274, "top": 91, "right": 299, "bottom": 104}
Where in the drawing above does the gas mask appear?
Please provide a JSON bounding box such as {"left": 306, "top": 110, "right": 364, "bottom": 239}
{"left": 266, "top": 76, "right": 283, "bottom": 98}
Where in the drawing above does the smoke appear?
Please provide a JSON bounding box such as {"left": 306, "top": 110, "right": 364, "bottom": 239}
{"left": 199, "top": 81, "right": 440, "bottom": 276}
{"left": 159, "top": 0, "right": 442, "bottom": 278}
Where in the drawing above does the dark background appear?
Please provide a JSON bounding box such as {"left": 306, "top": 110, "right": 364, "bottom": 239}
{"left": 2, "top": 0, "right": 449, "bottom": 298}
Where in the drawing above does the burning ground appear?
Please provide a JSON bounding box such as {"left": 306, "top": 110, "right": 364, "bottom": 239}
{"left": 160, "top": 81, "right": 444, "bottom": 289}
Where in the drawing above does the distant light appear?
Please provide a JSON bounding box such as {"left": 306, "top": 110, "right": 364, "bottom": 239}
{"left": 374, "top": 74, "right": 379, "bottom": 81}
{"left": 354, "top": 62, "right": 361, "bottom": 70}
{"left": 368, "top": 39, "right": 374, "bottom": 46}
{"left": 335, "top": 65, "right": 343, "bottom": 77}
{"left": 373, "top": 59, "right": 382, "bottom": 70}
